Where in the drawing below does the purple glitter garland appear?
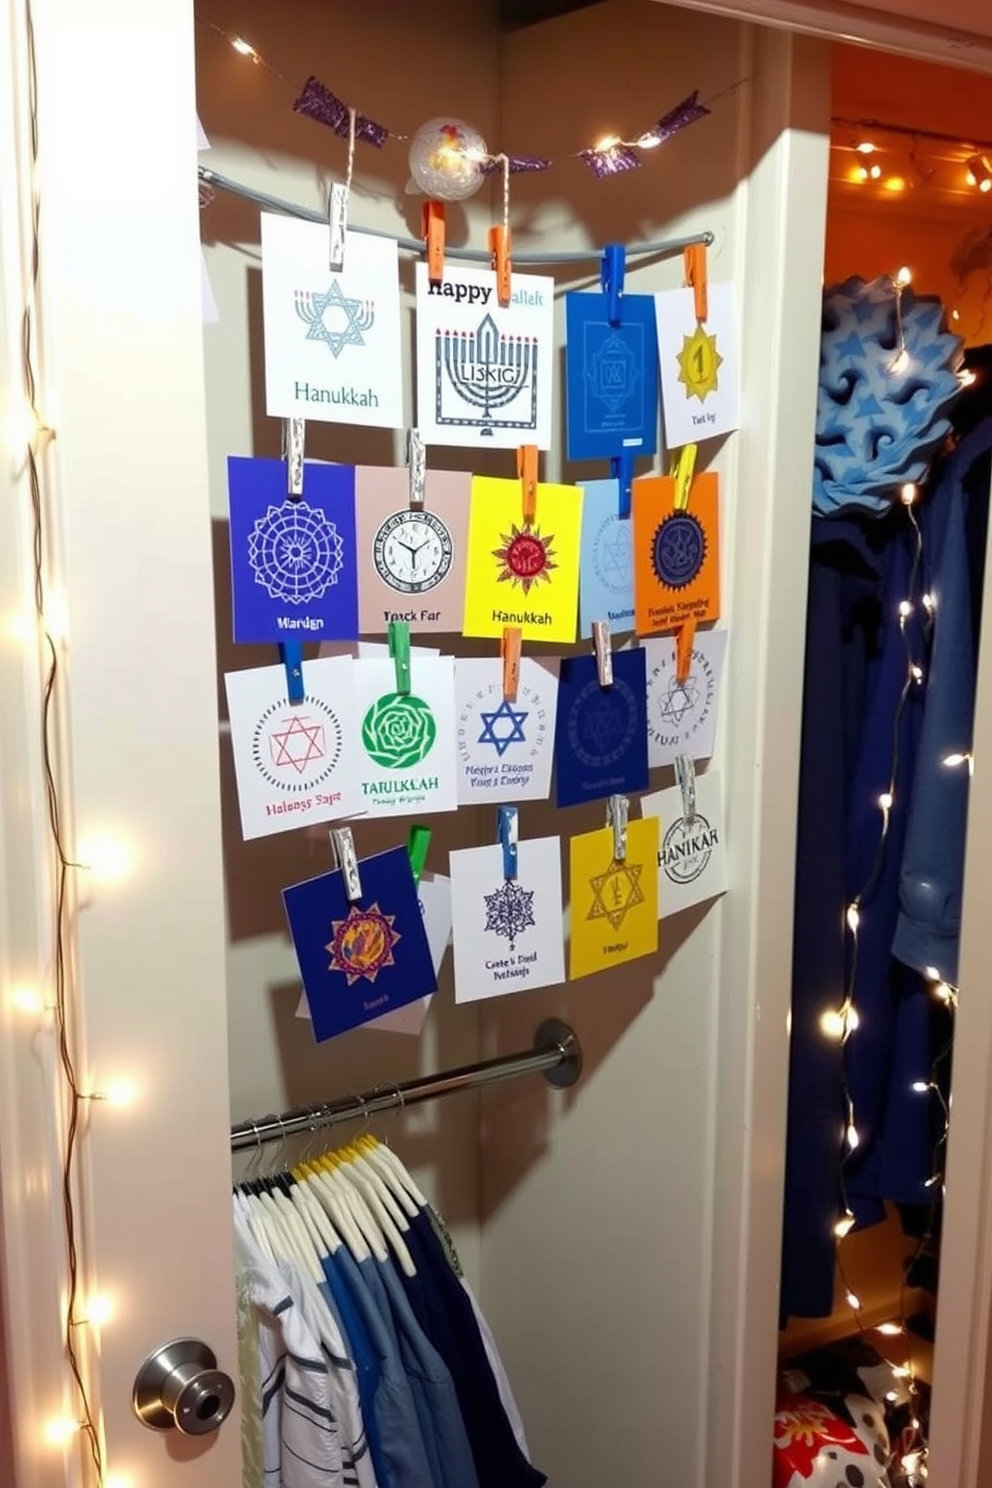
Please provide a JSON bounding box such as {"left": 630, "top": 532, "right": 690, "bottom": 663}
{"left": 580, "top": 143, "right": 642, "bottom": 178}
{"left": 293, "top": 76, "right": 388, "bottom": 148}
{"left": 479, "top": 154, "right": 553, "bottom": 175}
{"left": 643, "top": 90, "right": 711, "bottom": 147}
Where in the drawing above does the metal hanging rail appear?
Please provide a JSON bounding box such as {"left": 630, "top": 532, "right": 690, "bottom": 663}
{"left": 230, "top": 1018, "right": 582, "bottom": 1152}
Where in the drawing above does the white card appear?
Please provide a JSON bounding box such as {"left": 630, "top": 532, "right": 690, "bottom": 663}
{"left": 449, "top": 838, "right": 565, "bottom": 1003}
{"left": 454, "top": 657, "right": 558, "bottom": 805}
{"left": 644, "top": 628, "right": 727, "bottom": 767}
{"left": 655, "top": 282, "right": 739, "bottom": 448}
{"left": 354, "top": 656, "right": 458, "bottom": 818}
{"left": 225, "top": 656, "right": 365, "bottom": 839}
{"left": 415, "top": 263, "right": 554, "bottom": 450}
{"left": 261, "top": 212, "right": 404, "bottom": 430}
{"left": 640, "top": 770, "right": 728, "bottom": 918}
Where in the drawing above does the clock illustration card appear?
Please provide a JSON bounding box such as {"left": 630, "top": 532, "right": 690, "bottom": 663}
{"left": 577, "top": 478, "right": 635, "bottom": 639}
{"left": 564, "top": 292, "right": 659, "bottom": 461}
{"left": 643, "top": 627, "right": 727, "bottom": 767}
{"left": 224, "top": 655, "right": 365, "bottom": 840}
{"left": 354, "top": 465, "right": 471, "bottom": 635}
{"left": 641, "top": 770, "right": 727, "bottom": 920}
{"left": 454, "top": 656, "right": 559, "bottom": 805}
{"left": 448, "top": 837, "right": 565, "bottom": 1004}
{"left": 655, "top": 282, "right": 739, "bottom": 449}
{"left": 568, "top": 817, "right": 660, "bottom": 980}
{"left": 632, "top": 472, "right": 721, "bottom": 636}
{"left": 462, "top": 475, "right": 583, "bottom": 644}
{"left": 228, "top": 456, "right": 359, "bottom": 644}
{"left": 354, "top": 656, "right": 458, "bottom": 818}
{"left": 553, "top": 647, "right": 649, "bottom": 808}
{"left": 283, "top": 845, "right": 437, "bottom": 1042}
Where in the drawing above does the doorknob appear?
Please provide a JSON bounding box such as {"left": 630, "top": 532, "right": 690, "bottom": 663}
{"left": 132, "top": 1338, "right": 235, "bottom": 1435}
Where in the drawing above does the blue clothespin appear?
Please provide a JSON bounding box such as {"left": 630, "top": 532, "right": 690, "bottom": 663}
{"left": 601, "top": 243, "right": 625, "bottom": 327}
{"left": 280, "top": 640, "right": 305, "bottom": 704}
{"left": 497, "top": 805, "right": 518, "bottom": 881}
{"left": 610, "top": 450, "right": 635, "bottom": 520}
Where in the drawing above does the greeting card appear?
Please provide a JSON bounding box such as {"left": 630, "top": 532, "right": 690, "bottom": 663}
{"left": 454, "top": 657, "right": 558, "bottom": 805}
{"left": 354, "top": 465, "right": 471, "bottom": 635}
{"left": 569, "top": 817, "right": 660, "bottom": 980}
{"left": 640, "top": 770, "right": 728, "bottom": 919}
{"left": 462, "top": 475, "right": 583, "bottom": 643}
{"left": 633, "top": 472, "right": 721, "bottom": 635}
{"left": 449, "top": 838, "right": 565, "bottom": 1003}
{"left": 578, "top": 479, "right": 635, "bottom": 639}
{"left": 367, "top": 873, "right": 452, "bottom": 1034}
{"left": 354, "top": 656, "right": 458, "bottom": 818}
{"left": 554, "top": 648, "right": 649, "bottom": 808}
{"left": 565, "top": 292, "right": 659, "bottom": 461}
{"left": 655, "top": 282, "right": 739, "bottom": 449}
{"left": 643, "top": 628, "right": 727, "bottom": 767}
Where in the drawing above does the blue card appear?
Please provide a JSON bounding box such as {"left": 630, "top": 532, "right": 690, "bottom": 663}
{"left": 554, "top": 647, "right": 649, "bottom": 808}
{"left": 578, "top": 479, "right": 635, "bottom": 639}
{"left": 564, "top": 293, "right": 659, "bottom": 462}
{"left": 228, "top": 456, "right": 359, "bottom": 644}
{"left": 283, "top": 845, "right": 438, "bottom": 1043}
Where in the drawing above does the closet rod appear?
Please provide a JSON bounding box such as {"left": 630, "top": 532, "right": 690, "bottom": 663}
{"left": 198, "top": 166, "right": 714, "bottom": 264}
{"left": 230, "top": 1018, "right": 582, "bottom": 1153}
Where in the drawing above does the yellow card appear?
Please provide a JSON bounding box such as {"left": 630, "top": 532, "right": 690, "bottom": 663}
{"left": 462, "top": 475, "right": 583, "bottom": 643}
{"left": 569, "top": 817, "right": 660, "bottom": 980}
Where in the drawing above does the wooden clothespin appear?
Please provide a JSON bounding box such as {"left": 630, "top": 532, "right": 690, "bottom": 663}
{"left": 423, "top": 201, "right": 446, "bottom": 286}
{"left": 330, "top": 827, "right": 362, "bottom": 902}
{"left": 407, "top": 428, "right": 426, "bottom": 509}
{"left": 280, "top": 640, "right": 305, "bottom": 705}
{"left": 684, "top": 241, "right": 708, "bottom": 324}
{"left": 497, "top": 805, "right": 519, "bottom": 881}
{"left": 489, "top": 224, "right": 512, "bottom": 309}
{"left": 592, "top": 619, "right": 614, "bottom": 687}
{"left": 501, "top": 626, "right": 522, "bottom": 701}
{"left": 517, "top": 445, "right": 538, "bottom": 525}
{"left": 606, "top": 794, "right": 628, "bottom": 864}
{"left": 283, "top": 417, "right": 305, "bottom": 498}
{"left": 388, "top": 619, "right": 411, "bottom": 695}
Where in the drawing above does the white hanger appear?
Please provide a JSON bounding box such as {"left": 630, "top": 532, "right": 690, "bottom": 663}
{"left": 323, "top": 1166, "right": 391, "bottom": 1264}
{"left": 271, "top": 1188, "right": 325, "bottom": 1283}
{"left": 336, "top": 1157, "right": 416, "bottom": 1277}
{"left": 304, "top": 1165, "right": 372, "bottom": 1263}
{"left": 291, "top": 1180, "right": 341, "bottom": 1258}
{"left": 364, "top": 1139, "right": 428, "bottom": 1210}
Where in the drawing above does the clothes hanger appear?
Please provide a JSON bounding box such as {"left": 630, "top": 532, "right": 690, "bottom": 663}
{"left": 362, "top": 1131, "right": 429, "bottom": 1211}
{"left": 335, "top": 1153, "right": 416, "bottom": 1276}
{"left": 301, "top": 1157, "right": 373, "bottom": 1263}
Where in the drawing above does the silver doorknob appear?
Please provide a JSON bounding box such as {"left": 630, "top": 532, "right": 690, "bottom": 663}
{"left": 132, "top": 1338, "right": 235, "bottom": 1435}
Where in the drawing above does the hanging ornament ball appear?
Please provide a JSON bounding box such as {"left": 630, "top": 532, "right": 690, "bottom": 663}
{"left": 408, "top": 117, "right": 488, "bottom": 202}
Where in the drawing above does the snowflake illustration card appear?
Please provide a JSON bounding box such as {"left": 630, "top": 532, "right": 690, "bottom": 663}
{"left": 655, "top": 282, "right": 739, "bottom": 448}
{"left": 578, "top": 479, "right": 635, "bottom": 639}
{"left": 643, "top": 627, "right": 727, "bottom": 767}
{"left": 554, "top": 648, "right": 649, "bottom": 809}
{"left": 640, "top": 770, "right": 727, "bottom": 919}
{"left": 224, "top": 655, "right": 365, "bottom": 839}
{"left": 569, "top": 818, "right": 660, "bottom": 980}
{"left": 260, "top": 212, "right": 403, "bottom": 430}
{"left": 354, "top": 465, "right": 471, "bottom": 636}
{"left": 449, "top": 838, "right": 565, "bottom": 1003}
{"left": 462, "top": 475, "right": 583, "bottom": 644}
{"left": 454, "top": 656, "right": 558, "bottom": 805}
{"left": 414, "top": 263, "right": 555, "bottom": 450}
{"left": 633, "top": 472, "right": 721, "bottom": 636}
{"left": 564, "top": 292, "right": 659, "bottom": 461}
{"left": 283, "top": 845, "right": 437, "bottom": 1042}
{"left": 228, "top": 457, "right": 359, "bottom": 644}
{"left": 354, "top": 656, "right": 458, "bottom": 818}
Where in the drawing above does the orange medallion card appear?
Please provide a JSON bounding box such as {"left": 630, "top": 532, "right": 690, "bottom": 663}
{"left": 632, "top": 472, "right": 720, "bottom": 636}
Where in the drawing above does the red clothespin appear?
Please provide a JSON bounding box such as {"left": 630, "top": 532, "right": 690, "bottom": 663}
{"left": 684, "top": 242, "right": 708, "bottom": 323}
{"left": 423, "top": 201, "right": 445, "bottom": 286}
{"left": 517, "top": 445, "right": 538, "bottom": 525}
{"left": 501, "top": 626, "right": 521, "bottom": 701}
{"left": 489, "top": 225, "right": 512, "bottom": 309}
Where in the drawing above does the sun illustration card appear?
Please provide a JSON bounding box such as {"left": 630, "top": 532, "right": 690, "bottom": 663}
{"left": 354, "top": 465, "right": 471, "bottom": 636}
{"left": 554, "top": 647, "right": 649, "bottom": 809}
{"left": 353, "top": 656, "right": 458, "bottom": 818}
{"left": 283, "top": 845, "right": 437, "bottom": 1042}
{"left": 228, "top": 456, "right": 359, "bottom": 644}
{"left": 640, "top": 770, "right": 728, "bottom": 919}
{"left": 643, "top": 627, "right": 727, "bottom": 767}
{"left": 655, "top": 282, "right": 739, "bottom": 448}
{"left": 225, "top": 655, "right": 365, "bottom": 840}
{"left": 454, "top": 656, "right": 558, "bottom": 805}
{"left": 448, "top": 837, "right": 565, "bottom": 1004}
{"left": 569, "top": 818, "right": 660, "bottom": 980}
{"left": 260, "top": 212, "right": 403, "bottom": 430}
{"left": 633, "top": 472, "right": 721, "bottom": 636}
{"left": 565, "top": 292, "right": 659, "bottom": 462}
{"left": 462, "top": 475, "right": 583, "bottom": 644}
{"left": 578, "top": 479, "right": 635, "bottom": 639}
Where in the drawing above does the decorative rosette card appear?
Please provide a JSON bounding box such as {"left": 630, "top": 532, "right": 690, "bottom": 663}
{"left": 354, "top": 465, "right": 471, "bottom": 635}
{"left": 283, "top": 845, "right": 437, "bottom": 1042}
{"left": 225, "top": 655, "right": 365, "bottom": 839}
{"left": 354, "top": 656, "right": 458, "bottom": 817}
{"left": 569, "top": 817, "right": 660, "bottom": 980}
{"left": 449, "top": 838, "right": 565, "bottom": 1003}
{"left": 462, "top": 476, "right": 583, "bottom": 644}
{"left": 655, "top": 282, "right": 739, "bottom": 449}
{"left": 643, "top": 628, "right": 727, "bottom": 767}
{"left": 578, "top": 479, "right": 635, "bottom": 639}
{"left": 454, "top": 656, "right": 558, "bottom": 805}
{"left": 640, "top": 771, "right": 728, "bottom": 919}
{"left": 554, "top": 648, "right": 649, "bottom": 808}
{"left": 228, "top": 457, "right": 359, "bottom": 644}
{"left": 564, "top": 292, "right": 659, "bottom": 461}
{"left": 633, "top": 472, "right": 721, "bottom": 636}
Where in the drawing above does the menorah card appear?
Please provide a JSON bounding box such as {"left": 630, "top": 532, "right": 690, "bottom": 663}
{"left": 462, "top": 475, "right": 583, "bottom": 644}
{"left": 578, "top": 479, "right": 635, "bottom": 639}
{"left": 632, "top": 472, "right": 721, "bottom": 636}
{"left": 655, "top": 282, "right": 739, "bottom": 448}
{"left": 260, "top": 212, "right": 404, "bottom": 430}
{"left": 415, "top": 263, "right": 555, "bottom": 450}
{"left": 353, "top": 465, "right": 472, "bottom": 635}
{"left": 568, "top": 818, "right": 659, "bottom": 980}
{"left": 554, "top": 647, "right": 649, "bottom": 809}
{"left": 564, "top": 292, "right": 660, "bottom": 461}
{"left": 448, "top": 837, "right": 565, "bottom": 1004}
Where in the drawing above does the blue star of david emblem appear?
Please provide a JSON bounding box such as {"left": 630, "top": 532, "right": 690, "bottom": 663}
{"left": 295, "top": 282, "right": 375, "bottom": 358}
{"left": 478, "top": 699, "right": 528, "bottom": 757}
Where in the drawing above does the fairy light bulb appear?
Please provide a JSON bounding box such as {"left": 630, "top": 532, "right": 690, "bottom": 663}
{"left": 845, "top": 1005, "right": 860, "bottom": 1032}
{"left": 846, "top": 903, "right": 860, "bottom": 933}
{"left": 846, "top": 1123, "right": 861, "bottom": 1151}
{"left": 877, "top": 1321, "right": 903, "bottom": 1336}
{"left": 8, "top": 983, "right": 44, "bottom": 1016}
{"left": 912, "top": 665, "right": 924, "bottom": 682}
{"left": 101, "top": 1077, "right": 139, "bottom": 1108}
{"left": 834, "top": 1211, "right": 856, "bottom": 1238}
{"left": 77, "top": 832, "right": 134, "bottom": 885}
{"left": 869, "top": 164, "right": 882, "bottom": 180}
{"left": 960, "top": 369, "right": 977, "bottom": 387}
{"left": 820, "top": 1009, "right": 846, "bottom": 1039}
{"left": 895, "top": 265, "right": 913, "bottom": 287}
{"left": 846, "top": 1290, "right": 863, "bottom": 1310}
{"left": 230, "top": 35, "right": 258, "bottom": 59}
{"left": 43, "top": 1416, "right": 83, "bottom": 1447}
{"left": 922, "top": 593, "right": 935, "bottom": 615}
{"left": 594, "top": 133, "right": 620, "bottom": 153}
{"left": 901, "top": 482, "right": 918, "bottom": 504}
{"left": 912, "top": 1080, "right": 930, "bottom": 1093}
{"left": 943, "top": 752, "right": 970, "bottom": 768}
{"left": 892, "top": 1363, "right": 912, "bottom": 1378}
{"left": 856, "top": 141, "right": 876, "bottom": 155}
{"left": 879, "top": 791, "right": 894, "bottom": 812}
{"left": 890, "top": 349, "right": 910, "bottom": 373}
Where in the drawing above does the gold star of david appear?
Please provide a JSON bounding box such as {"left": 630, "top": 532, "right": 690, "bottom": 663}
{"left": 587, "top": 859, "right": 645, "bottom": 931}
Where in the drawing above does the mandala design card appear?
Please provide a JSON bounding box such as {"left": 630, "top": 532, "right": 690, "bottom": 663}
{"left": 354, "top": 465, "right": 471, "bottom": 635}
{"left": 554, "top": 648, "right": 649, "bottom": 809}
{"left": 454, "top": 656, "right": 558, "bottom": 805}
{"left": 462, "top": 475, "right": 583, "bottom": 644}
{"left": 415, "top": 263, "right": 555, "bottom": 450}
{"left": 569, "top": 818, "right": 660, "bottom": 980}
{"left": 578, "top": 479, "right": 635, "bottom": 639}
{"left": 283, "top": 845, "right": 437, "bottom": 1042}
{"left": 643, "top": 628, "right": 727, "bottom": 767}
{"left": 640, "top": 771, "right": 728, "bottom": 919}
{"left": 448, "top": 838, "right": 565, "bottom": 1003}
{"left": 261, "top": 213, "right": 404, "bottom": 429}
{"left": 225, "top": 656, "right": 365, "bottom": 839}
{"left": 633, "top": 472, "right": 721, "bottom": 636}
{"left": 564, "top": 292, "right": 659, "bottom": 461}
{"left": 228, "top": 457, "right": 359, "bottom": 644}
{"left": 354, "top": 656, "right": 458, "bottom": 818}
{"left": 655, "top": 282, "right": 739, "bottom": 448}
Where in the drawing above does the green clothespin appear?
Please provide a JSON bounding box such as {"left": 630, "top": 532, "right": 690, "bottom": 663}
{"left": 407, "top": 825, "right": 431, "bottom": 887}
{"left": 388, "top": 619, "right": 411, "bottom": 695}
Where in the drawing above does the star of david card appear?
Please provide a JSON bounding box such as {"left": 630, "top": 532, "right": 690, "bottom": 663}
{"left": 224, "top": 655, "right": 365, "bottom": 839}
{"left": 462, "top": 475, "right": 583, "bottom": 644}
{"left": 260, "top": 212, "right": 404, "bottom": 430}
{"left": 228, "top": 457, "right": 359, "bottom": 644}
{"left": 354, "top": 656, "right": 458, "bottom": 818}
{"left": 454, "top": 656, "right": 558, "bottom": 805}
{"left": 569, "top": 818, "right": 659, "bottom": 980}
{"left": 564, "top": 292, "right": 659, "bottom": 461}
{"left": 640, "top": 770, "right": 728, "bottom": 919}
{"left": 655, "top": 282, "right": 739, "bottom": 448}
{"left": 448, "top": 838, "right": 565, "bottom": 1003}
{"left": 578, "top": 479, "right": 635, "bottom": 639}
{"left": 414, "top": 263, "right": 555, "bottom": 450}
{"left": 283, "top": 845, "right": 437, "bottom": 1042}
{"left": 354, "top": 465, "right": 471, "bottom": 636}
{"left": 643, "top": 627, "right": 727, "bottom": 767}
{"left": 633, "top": 472, "right": 721, "bottom": 636}
{"left": 554, "top": 648, "right": 649, "bottom": 809}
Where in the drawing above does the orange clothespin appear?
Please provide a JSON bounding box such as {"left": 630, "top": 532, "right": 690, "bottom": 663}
{"left": 684, "top": 242, "right": 708, "bottom": 323}
{"left": 489, "top": 225, "right": 512, "bottom": 308}
{"left": 501, "top": 626, "right": 522, "bottom": 701}
{"left": 423, "top": 200, "right": 445, "bottom": 286}
{"left": 675, "top": 615, "right": 696, "bottom": 685}
{"left": 517, "top": 445, "right": 538, "bottom": 524}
